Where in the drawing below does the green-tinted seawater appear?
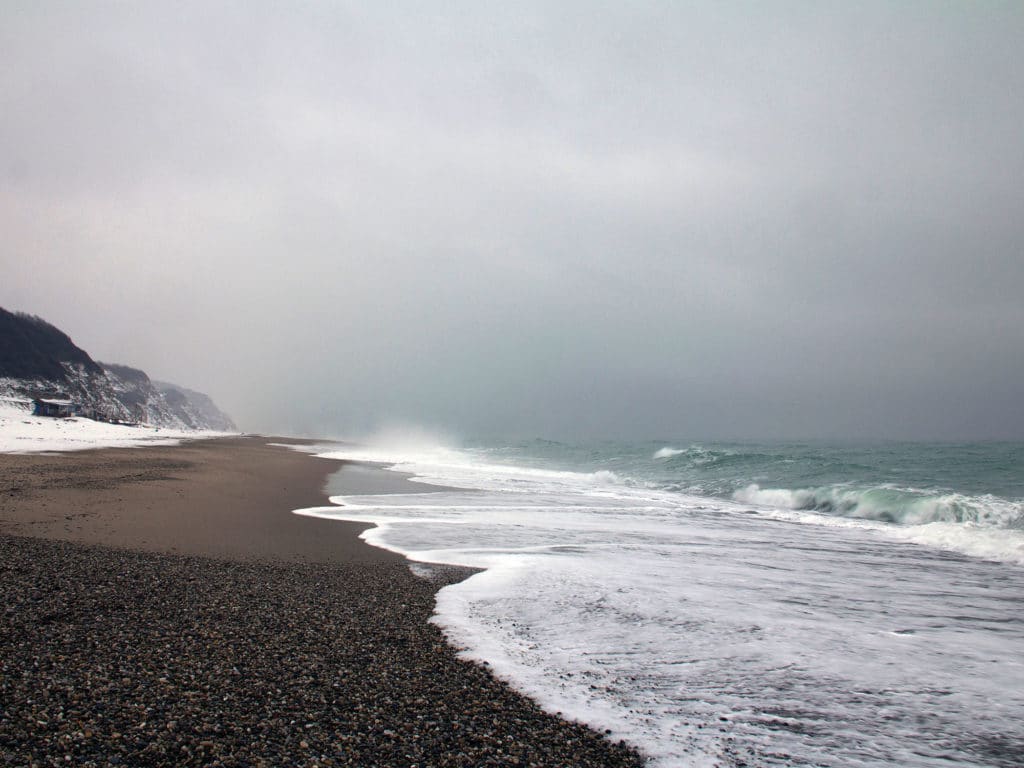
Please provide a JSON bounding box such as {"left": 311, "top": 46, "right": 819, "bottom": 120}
{"left": 468, "top": 439, "right": 1024, "bottom": 527}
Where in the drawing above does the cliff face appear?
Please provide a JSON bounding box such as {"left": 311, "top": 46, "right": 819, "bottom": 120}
{"left": 0, "top": 308, "right": 101, "bottom": 381}
{"left": 152, "top": 380, "right": 237, "bottom": 432}
{"left": 0, "top": 308, "right": 235, "bottom": 431}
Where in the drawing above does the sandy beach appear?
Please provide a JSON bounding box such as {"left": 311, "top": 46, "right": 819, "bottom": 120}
{"left": 0, "top": 437, "right": 397, "bottom": 563}
{"left": 0, "top": 437, "right": 644, "bottom": 767}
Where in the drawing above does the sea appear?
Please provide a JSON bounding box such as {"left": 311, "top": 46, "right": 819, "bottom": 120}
{"left": 295, "top": 436, "right": 1024, "bottom": 768}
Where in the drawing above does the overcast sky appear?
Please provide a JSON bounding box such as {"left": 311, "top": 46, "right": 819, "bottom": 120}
{"left": 2, "top": 2, "right": 1022, "bottom": 440}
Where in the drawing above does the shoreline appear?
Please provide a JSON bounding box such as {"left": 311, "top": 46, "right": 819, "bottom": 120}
{"left": 0, "top": 436, "right": 645, "bottom": 767}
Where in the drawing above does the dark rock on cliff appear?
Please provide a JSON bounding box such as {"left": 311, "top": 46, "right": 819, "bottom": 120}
{"left": 0, "top": 308, "right": 101, "bottom": 381}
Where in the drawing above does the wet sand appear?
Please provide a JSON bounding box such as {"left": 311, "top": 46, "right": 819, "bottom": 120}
{"left": 0, "top": 436, "right": 396, "bottom": 563}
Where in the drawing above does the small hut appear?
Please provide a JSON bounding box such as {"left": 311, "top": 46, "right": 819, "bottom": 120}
{"left": 32, "top": 398, "right": 77, "bottom": 418}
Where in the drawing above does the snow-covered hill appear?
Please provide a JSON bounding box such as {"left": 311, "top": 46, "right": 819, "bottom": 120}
{"left": 0, "top": 307, "right": 236, "bottom": 432}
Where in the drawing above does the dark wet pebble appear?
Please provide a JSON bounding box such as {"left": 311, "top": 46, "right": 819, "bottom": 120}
{"left": 0, "top": 535, "right": 646, "bottom": 767}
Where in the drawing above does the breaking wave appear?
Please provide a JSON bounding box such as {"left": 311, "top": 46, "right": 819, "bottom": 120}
{"left": 733, "top": 483, "right": 1024, "bottom": 529}
{"left": 653, "top": 446, "right": 686, "bottom": 459}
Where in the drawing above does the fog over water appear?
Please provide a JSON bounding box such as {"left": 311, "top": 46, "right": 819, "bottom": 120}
{"left": 3, "top": 2, "right": 1022, "bottom": 439}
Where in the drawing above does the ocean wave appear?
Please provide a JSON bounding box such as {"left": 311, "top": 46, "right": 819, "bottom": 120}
{"left": 653, "top": 445, "right": 793, "bottom": 475}
{"left": 589, "top": 469, "right": 621, "bottom": 484}
{"left": 652, "top": 445, "right": 731, "bottom": 466}
{"left": 653, "top": 447, "right": 687, "bottom": 459}
{"left": 733, "top": 483, "right": 1024, "bottom": 529}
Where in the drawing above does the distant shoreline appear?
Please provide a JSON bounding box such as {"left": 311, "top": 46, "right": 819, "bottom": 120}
{"left": 0, "top": 437, "right": 644, "bottom": 767}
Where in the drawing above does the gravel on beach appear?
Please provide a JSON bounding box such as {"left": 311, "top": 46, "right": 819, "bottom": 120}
{"left": 0, "top": 534, "right": 647, "bottom": 768}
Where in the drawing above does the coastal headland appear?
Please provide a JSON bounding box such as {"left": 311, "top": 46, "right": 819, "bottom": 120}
{"left": 0, "top": 437, "right": 644, "bottom": 767}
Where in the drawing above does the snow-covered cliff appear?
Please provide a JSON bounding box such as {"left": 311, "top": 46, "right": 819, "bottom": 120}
{"left": 0, "top": 308, "right": 235, "bottom": 431}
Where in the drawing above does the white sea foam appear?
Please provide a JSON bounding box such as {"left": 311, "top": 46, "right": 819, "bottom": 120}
{"left": 297, "top": 440, "right": 1024, "bottom": 767}
{"left": 653, "top": 446, "right": 686, "bottom": 459}
{"left": 733, "top": 482, "right": 1024, "bottom": 562}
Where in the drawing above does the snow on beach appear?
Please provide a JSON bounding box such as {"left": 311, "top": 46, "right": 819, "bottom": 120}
{"left": 0, "top": 398, "right": 231, "bottom": 453}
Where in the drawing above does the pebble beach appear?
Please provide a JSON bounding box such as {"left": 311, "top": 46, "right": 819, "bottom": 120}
{"left": 0, "top": 438, "right": 645, "bottom": 767}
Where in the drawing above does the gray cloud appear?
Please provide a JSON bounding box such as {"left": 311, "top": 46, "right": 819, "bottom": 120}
{"left": 3, "top": 2, "right": 1023, "bottom": 440}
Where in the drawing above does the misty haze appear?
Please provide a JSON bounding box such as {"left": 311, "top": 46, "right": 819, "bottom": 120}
{"left": 3, "top": 3, "right": 1022, "bottom": 441}
{"left": 2, "top": 4, "right": 1023, "bottom": 768}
